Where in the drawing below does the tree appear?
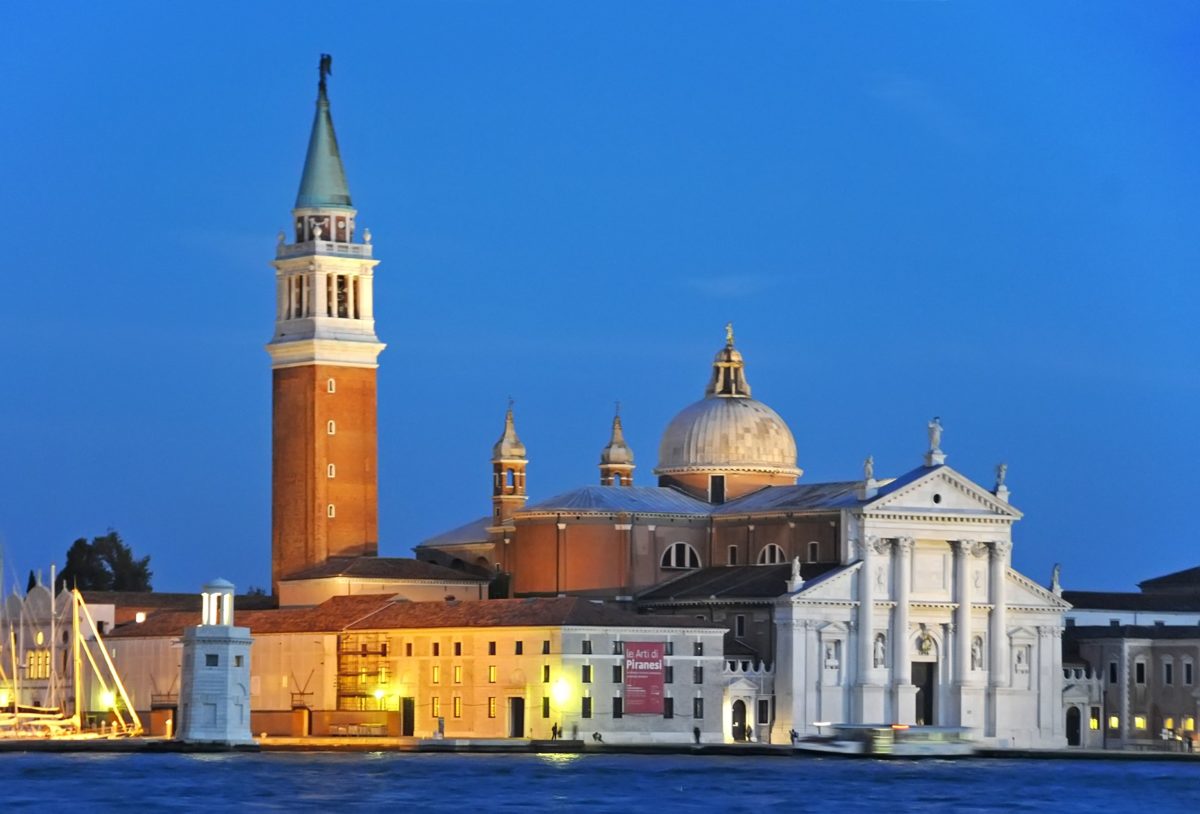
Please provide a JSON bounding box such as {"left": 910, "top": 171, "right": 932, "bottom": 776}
{"left": 57, "top": 530, "right": 152, "bottom": 592}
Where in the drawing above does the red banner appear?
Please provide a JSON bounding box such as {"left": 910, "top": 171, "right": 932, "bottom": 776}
{"left": 624, "top": 642, "right": 665, "bottom": 714}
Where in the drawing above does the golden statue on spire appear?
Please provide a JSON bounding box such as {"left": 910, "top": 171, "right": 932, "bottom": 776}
{"left": 725, "top": 322, "right": 735, "bottom": 346}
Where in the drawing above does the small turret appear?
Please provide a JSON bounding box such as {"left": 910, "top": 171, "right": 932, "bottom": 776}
{"left": 599, "top": 407, "right": 635, "bottom": 486}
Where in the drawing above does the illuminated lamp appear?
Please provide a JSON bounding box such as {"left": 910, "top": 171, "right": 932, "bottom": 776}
{"left": 551, "top": 678, "right": 571, "bottom": 707}
{"left": 100, "top": 690, "right": 116, "bottom": 709}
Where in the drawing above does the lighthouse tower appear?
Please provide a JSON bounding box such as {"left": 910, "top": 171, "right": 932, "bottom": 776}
{"left": 268, "top": 56, "right": 385, "bottom": 594}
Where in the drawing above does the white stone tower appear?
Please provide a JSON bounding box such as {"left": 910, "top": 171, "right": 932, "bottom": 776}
{"left": 178, "top": 579, "right": 255, "bottom": 746}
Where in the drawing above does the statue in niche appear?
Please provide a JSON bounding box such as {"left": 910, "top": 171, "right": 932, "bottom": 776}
{"left": 873, "top": 633, "right": 886, "bottom": 668}
{"left": 875, "top": 565, "right": 885, "bottom": 591}
{"left": 917, "top": 625, "right": 934, "bottom": 656}
{"left": 971, "top": 636, "right": 983, "bottom": 671}
{"left": 973, "top": 569, "right": 983, "bottom": 590}
{"left": 928, "top": 416, "right": 943, "bottom": 451}
{"left": 1014, "top": 646, "right": 1029, "bottom": 673}
{"left": 824, "top": 641, "right": 840, "bottom": 669}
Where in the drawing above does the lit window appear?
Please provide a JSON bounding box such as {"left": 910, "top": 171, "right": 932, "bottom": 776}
{"left": 453, "top": 665, "right": 462, "bottom": 683}
{"left": 1108, "top": 715, "right": 1120, "bottom": 729}
{"left": 757, "top": 544, "right": 785, "bottom": 565}
{"left": 431, "top": 697, "right": 440, "bottom": 718}
{"left": 432, "top": 665, "right": 440, "bottom": 684}
{"left": 488, "top": 697, "right": 497, "bottom": 718}
{"left": 327, "top": 464, "right": 335, "bottom": 478}
{"left": 1185, "top": 717, "right": 1195, "bottom": 732}
{"left": 135, "top": 612, "right": 146, "bottom": 624}
{"left": 1165, "top": 717, "right": 1175, "bottom": 731}
{"left": 327, "top": 420, "right": 336, "bottom": 435}
{"left": 488, "top": 665, "right": 497, "bottom": 684}
{"left": 1134, "top": 715, "right": 1147, "bottom": 730}
{"left": 453, "top": 697, "right": 462, "bottom": 718}
{"left": 1089, "top": 708, "right": 1100, "bottom": 731}
{"left": 327, "top": 378, "right": 336, "bottom": 393}
{"left": 327, "top": 504, "right": 336, "bottom": 518}
{"left": 661, "top": 542, "right": 701, "bottom": 570}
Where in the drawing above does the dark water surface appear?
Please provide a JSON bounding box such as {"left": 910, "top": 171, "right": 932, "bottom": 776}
{"left": 1, "top": 752, "right": 1196, "bottom": 811}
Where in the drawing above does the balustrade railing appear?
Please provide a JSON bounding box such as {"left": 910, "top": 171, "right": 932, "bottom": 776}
{"left": 277, "top": 240, "right": 373, "bottom": 259}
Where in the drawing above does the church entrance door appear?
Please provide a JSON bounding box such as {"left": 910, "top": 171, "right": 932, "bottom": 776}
{"left": 731, "top": 700, "right": 747, "bottom": 741}
{"left": 508, "top": 697, "right": 525, "bottom": 738}
{"left": 1066, "top": 706, "right": 1081, "bottom": 746}
{"left": 911, "top": 662, "right": 935, "bottom": 725}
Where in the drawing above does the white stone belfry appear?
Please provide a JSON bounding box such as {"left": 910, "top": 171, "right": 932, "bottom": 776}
{"left": 178, "top": 579, "right": 255, "bottom": 746}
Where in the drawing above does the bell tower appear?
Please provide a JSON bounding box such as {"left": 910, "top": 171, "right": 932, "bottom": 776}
{"left": 599, "top": 407, "right": 635, "bottom": 486}
{"left": 491, "top": 402, "right": 528, "bottom": 526}
{"left": 268, "top": 56, "right": 385, "bottom": 594}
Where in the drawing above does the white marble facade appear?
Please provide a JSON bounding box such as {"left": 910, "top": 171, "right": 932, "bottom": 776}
{"left": 773, "top": 465, "right": 1068, "bottom": 748}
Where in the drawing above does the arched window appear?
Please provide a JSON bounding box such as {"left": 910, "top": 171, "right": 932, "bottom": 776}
{"left": 661, "top": 542, "right": 701, "bottom": 570}
{"left": 807, "top": 541, "right": 820, "bottom": 562}
{"left": 612, "top": 474, "right": 623, "bottom": 486}
{"left": 505, "top": 468, "right": 515, "bottom": 488}
{"left": 327, "top": 504, "right": 336, "bottom": 518}
{"left": 757, "top": 544, "right": 786, "bottom": 565}
{"left": 327, "top": 420, "right": 336, "bottom": 435}
{"left": 327, "top": 463, "right": 336, "bottom": 479}
{"left": 327, "top": 378, "right": 336, "bottom": 393}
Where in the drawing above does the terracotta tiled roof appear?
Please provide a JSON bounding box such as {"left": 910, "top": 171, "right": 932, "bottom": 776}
{"left": 81, "top": 591, "right": 277, "bottom": 611}
{"left": 283, "top": 556, "right": 487, "bottom": 582}
{"left": 109, "top": 595, "right": 713, "bottom": 639}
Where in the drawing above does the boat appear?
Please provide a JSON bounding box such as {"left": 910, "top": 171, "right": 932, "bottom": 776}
{"left": 793, "top": 724, "right": 976, "bottom": 757}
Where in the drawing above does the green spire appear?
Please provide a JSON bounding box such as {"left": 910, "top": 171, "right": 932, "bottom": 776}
{"left": 295, "top": 56, "right": 352, "bottom": 210}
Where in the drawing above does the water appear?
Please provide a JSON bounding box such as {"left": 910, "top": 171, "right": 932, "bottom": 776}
{"left": 1, "top": 753, "right": 1196, "bottom": 812}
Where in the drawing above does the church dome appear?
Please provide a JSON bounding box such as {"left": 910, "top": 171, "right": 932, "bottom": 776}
{"left": 655, "top": 327, "right": 800, "bottom": 477}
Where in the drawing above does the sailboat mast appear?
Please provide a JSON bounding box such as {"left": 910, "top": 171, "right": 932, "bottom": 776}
{"left": 49, "top": 565, "right": 57, "bottom": 711}
{"left": 72, "top": 589, "right": 82, "bottom": 728}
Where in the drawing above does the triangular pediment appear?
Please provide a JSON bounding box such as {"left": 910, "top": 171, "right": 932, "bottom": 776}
{"left": 1006, "top": 568, "right": 1071, "bottom": 610}
{"left": 866, "top": 466, "right": 1020, "bottom": 518}
{"left": 789, "top": 563, "right": 858, "bottom": 602}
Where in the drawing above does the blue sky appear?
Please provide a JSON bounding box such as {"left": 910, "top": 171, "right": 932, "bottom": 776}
{"left": 1, "top": 2, "right": 1197, "bottom": 593}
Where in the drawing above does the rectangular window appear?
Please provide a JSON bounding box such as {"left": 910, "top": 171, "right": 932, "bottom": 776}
{"left": 665, "top": 641, "right": 674, "bottom": 656}
{"left": 453, "top": 697, "right": 463, "bottom": 718}
{"left": 378, "top": 666, "right": 389, "bottom": 684}
{"left": 757, "top": 699, "right": 771, "bottom": 725}
{"left": 612, "top": 665, "right": 622, "bottom": 683}
{"left": 542, "top": 665, "right": 550, "bottom": 683}
{"left": 582, "top": 697, "right": 592, "bottom": 719}
{"left": 542, "top": 697, "right": 550, "bottom": 718}
{"left": 431, "top": 697, "right": 440, "bottom": 718}
{"left": 1185, "top": 716, "right": 1196, "bottom": 732}
{"left": 453, "top": 665, "right": 462, "bottom": 684}
{"left": 709, "top": 475, "right": 725, "bottom": 504}
{"left": 1108, "top": 715, "right": 1120, "bottom": 730}
{"left": 1164, "top": 662, "right": 1174, "bottom": 686}
{"left": 1109, "top": 619, "right": 1120, "bottom": 627}
{"left": 432, "top": 665, "right": 440, "bottom": 684}
{"left": 664, "top": 666, "right": 674, "bottom": 684}
{"left": 582, "top": 665, "right": 593, "bottom": 684}
{"left": 612, "top": 697, "right": 623, "bottom": 719}
{"left": 405, "top": 642, "right": 413, "bottom": 657}
{"left": 693, "top": 665, "right": 703, "bottom": 684}
{"left": 542, "top": 640, "right": 551, "bottom": 655}
{"left": 488, "top": 665, "right": 497, "bottom": 684}
{"left": 808, "top": 541, "right": 819, "bottom": 561}
{"left": 1164, "top": 716, "right": 1175, "bottom": 731}
{"left": 454, "top": 642, "right": 462, "bottom": 656}
{"left": 735, "top": 615, "right": 746, "bottom": 638}
{"left": 488, "top": 641, "right": 496, "bottom": 656}
{"left": 582, "top": 640, "right": 592, "bottom": 655}
{"left": 663, "top": 697, "right": 674, "bottom": 719}
{"left": 1186, "top": 662, "right": 1194, "bottom": 685}
{"left": 728, "top": 545, "right": 738, "bottom": 565}
{"left": 234, "top": 655, "right": 244, "bottom": 668}
{"left": 1135, "top": 662, "right": 1146, "bottom": 685}
{"left": 694, "top": 642, "right": 704, "bottom": 657}
{"left": 1134, "top": 715, "right": 1147, "bottom": 730}
{"left": 1109, "top": 661, "right": 1118, "bottom": 684}
{"left": 612, "top": 640, "right": 623, "bottom": 655}
{"left": 515, "top": 641, "right": 523, "bottom": 655}
{"left": 1089, "top": 707, "right": 1100, "bottom": 731}
{"left": 433, "top": 643, "right": 440, "bottom": 657}
{"left": 488, "top": 697, "right": 497, "bottom": 718}
{"left": 693, "top": 697, "right": 704, "bottom": 719}
{"left": 205, "top": 654, "right": 219, "bottom": 667}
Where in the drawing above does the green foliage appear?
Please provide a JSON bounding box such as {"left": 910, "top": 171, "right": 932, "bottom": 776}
{"left": 245, "top": 585, "right": 268, "bottom": 597}
{"left": 57, "top": 530, "right": 153, "bottom": 592}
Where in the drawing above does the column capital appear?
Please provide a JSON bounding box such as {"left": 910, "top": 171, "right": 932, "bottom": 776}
{"left": 990, "top": 540, "right": 1012, "bottom": 558}
{"left": 952, "top": 539, "right": 975, "bottom": 555}
{"left": 894, "top": 537, "right": 915, "bottom": 555}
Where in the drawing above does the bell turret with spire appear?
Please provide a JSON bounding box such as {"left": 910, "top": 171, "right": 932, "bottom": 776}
{"left": 600, "top": 404, "right": 635, "bottom": 486}
{"left": 491, "top": 401, "right": 528, "bottom": 525}
{"left": 267, "top": 56, "right": 386, "bottom": 595}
